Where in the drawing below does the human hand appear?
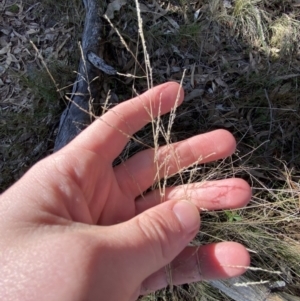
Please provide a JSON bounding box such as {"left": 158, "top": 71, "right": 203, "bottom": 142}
{"left": 0, "top": 82, "right": 251, "bottom": 301}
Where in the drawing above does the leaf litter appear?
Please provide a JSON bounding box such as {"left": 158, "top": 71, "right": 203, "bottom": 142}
{"left": 0, "top": 0, "right": 82, "bottom": 188}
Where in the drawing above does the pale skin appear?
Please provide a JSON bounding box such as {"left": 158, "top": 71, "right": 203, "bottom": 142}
{"left": 0, "top": 82, "right": 251, "bottom": 301}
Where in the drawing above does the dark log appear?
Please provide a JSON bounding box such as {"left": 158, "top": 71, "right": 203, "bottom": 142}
{"left": 54, "top": 0, "right": 104, "bottom": 151}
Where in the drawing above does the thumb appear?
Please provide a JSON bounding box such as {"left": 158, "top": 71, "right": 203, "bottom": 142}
{"left": 114, "top": 200, "right": 200, "bottom": 280}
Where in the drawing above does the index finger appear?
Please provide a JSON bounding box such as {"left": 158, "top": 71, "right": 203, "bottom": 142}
{"left": 71, "top": 82, "right": 184, "bottom": 161}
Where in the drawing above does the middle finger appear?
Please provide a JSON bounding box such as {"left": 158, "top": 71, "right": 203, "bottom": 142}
{"left": 114, "top": 129, "right": 236, "bottom": 199}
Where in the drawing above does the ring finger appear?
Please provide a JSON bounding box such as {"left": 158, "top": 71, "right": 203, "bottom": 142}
{"left": 135, "top": 178, "right": 251, "bottom": 214}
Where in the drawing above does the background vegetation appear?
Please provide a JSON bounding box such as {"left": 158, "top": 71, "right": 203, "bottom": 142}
{"left": 1, "top": 0, "right": 300, "bottom": 299}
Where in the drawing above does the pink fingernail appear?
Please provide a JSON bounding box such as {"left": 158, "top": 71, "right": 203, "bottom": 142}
{"left": 173, "top": 201, "right": 200, "bottom": 233}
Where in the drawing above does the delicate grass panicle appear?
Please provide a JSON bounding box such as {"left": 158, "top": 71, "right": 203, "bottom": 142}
{"left": 1, "top": 0, "right": 300, "bottom": 299}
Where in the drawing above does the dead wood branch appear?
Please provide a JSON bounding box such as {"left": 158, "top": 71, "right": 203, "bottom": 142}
{"left": 54, "top": 0, "right": 103, "bottom": 151}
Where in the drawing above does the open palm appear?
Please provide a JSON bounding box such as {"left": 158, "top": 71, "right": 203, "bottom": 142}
{"left": 0, "top": 82, "right": 251, "bottom": 300}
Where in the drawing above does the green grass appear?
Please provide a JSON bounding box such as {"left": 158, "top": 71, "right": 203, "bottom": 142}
{"left": 7, "top": 4, "right": 19, "bottom": 13}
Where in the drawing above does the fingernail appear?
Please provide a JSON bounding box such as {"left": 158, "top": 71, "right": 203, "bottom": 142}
{"left": 173, "top": 201, "right": 200, "bottom": 233}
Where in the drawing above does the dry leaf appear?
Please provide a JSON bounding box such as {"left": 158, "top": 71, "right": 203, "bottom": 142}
{"left": 184, "top": 89, "right": 204, "bottom": 102}
{"left": 0, "top": 42, "right": 11, "bottom": 55}
{"left": 215, "top": 77, "right": 228, "bottom": 88}
{"left": 279, "top": 82, "right": 292, "bottom": 95}
{"left": 104, "top": 0, "right": 127, "bottom": 20}
{"left": 165, "top": 16, "right": 180, "bottom": 30}
{"left": 191, "top": 63, "right": 196, "bottom": 88}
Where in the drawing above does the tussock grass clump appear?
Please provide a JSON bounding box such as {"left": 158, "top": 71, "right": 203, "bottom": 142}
{"left": 270, "top": 14, "right": 300, "bottom": 56}
{"left": 207, "top": 0, "right": 269, "bottom": 48}
{"left": 231, "top": 0, "right": 269, "bottom": 48}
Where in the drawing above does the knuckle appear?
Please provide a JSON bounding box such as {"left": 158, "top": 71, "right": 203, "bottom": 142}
{"left": 136, "top": 209, "right": 180, "bottom": 262}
